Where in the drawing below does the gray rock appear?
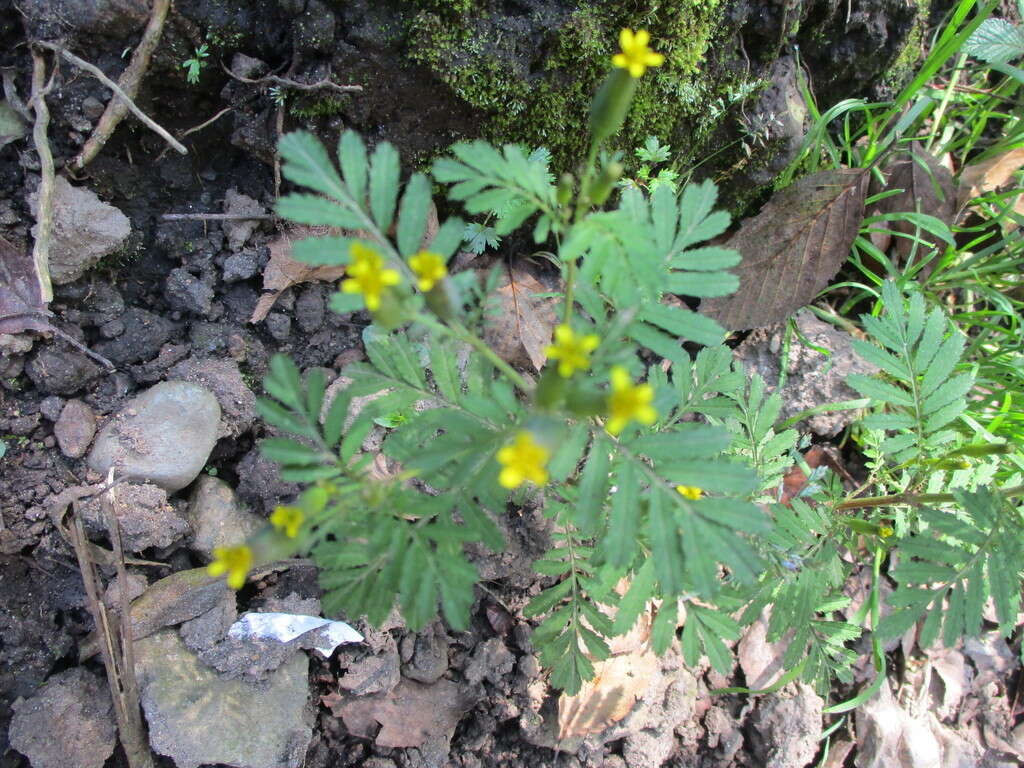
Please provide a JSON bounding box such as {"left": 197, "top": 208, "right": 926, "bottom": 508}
{"left": 102, "top": 571, "right": 148, "bottom": 610}
{"left": 39, "top": 395, "right": 65, "bottom": 421}
{"left": 265, "top": 312, "right": 291, "bottom": 341}
{"left": 87, "top": 380, "right": 221, "bottom": 491}
{"left": 401, "top": 622, "right": 449, "bottom": 684}
{"left": 186, "top": 475, "right": 263, "bottom": 560}
{"left": 79, "top": 482, "right": 191, "bottom": 552}
{"left": 9, "top": 667, "right": 117, "bottom": 768}
{"left": 99, "top": 319, "right": 124, "bottom": 338}
{"left": 464, "top": 637, "right": 514, "bottom": 687}
{"left": 54, "top": 399, "right": 96, "bottom": 458}
{"left": 21, "top": 0, "right": 149, "bottom": 37}
{"left": 135, "top": 629, "right": 311, "bottom": 768}
{"left": 295, "top": 286, "right": 325, "bottom": 333}
{"left": 93, "top": 307, "right": 173, "bottom": 365}
{"left": 166, "top": 267, "right": 214, "bottom": 316}
{"left": 749, "top": 684, "right": 823, "bottom": 768}
{"left": 734, "top": 309, "right": 879, "bottom": 436}
{"left": 338, "top": 636, "right": 401, "bottom": 695}
{"left": 168, "top": 357, "right": 256, "bottom": 438}
{"left": 81, "top": 96, "right": 105, "bottom": 120}
{"left": 223, "top": 189, "right": 265, "bottom": 251}
{"left": 223, "top": 250, "right": 259, "bottom": 282}
{"left": 29, "top": 176, "right": 130, "bottom": 285}
{"left": 25, "top": 345, "right": 101, "bottom": 395}
{"left": 180, "top": 589, "right": 238, "bottom": 652}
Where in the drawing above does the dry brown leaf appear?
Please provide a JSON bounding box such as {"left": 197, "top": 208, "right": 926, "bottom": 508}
{"left": 0, "top": 236, "right": 51, "bottom": 335}
{"left": 957, "top": 147, "right": 1024, "bottom": 209}
{"left": 482, "top": 264, "right": 558, "bottom": 371}
{"left": 557, "top": 649, "right": 659, "bottom": 740}
{"left": 700, "top": 168, "right": 869, "bottom": 331}
{"left": 868, "top": 148, "right": 954, "bottom": 269}
{"left": 556, "top": 577, "right": 658, "bottom": 740}
{"left": 250, "top": 228, "right": 347, "bottom": 322}
{"left": 328, "top": 678, "right": 474, "bottom": 748}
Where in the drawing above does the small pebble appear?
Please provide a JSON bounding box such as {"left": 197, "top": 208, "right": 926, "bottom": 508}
{"left": 54, "top": 399, "right": 97, "bottom": 459}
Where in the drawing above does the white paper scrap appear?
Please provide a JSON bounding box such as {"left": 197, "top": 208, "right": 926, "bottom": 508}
{"left": 228, "top": 612, "right": 364, "bottom": 655}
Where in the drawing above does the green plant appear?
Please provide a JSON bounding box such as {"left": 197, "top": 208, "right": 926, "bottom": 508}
{"left": 220, "top": 23, "right": 1023, "bottom": 707}
{"left": 619, "top": 135, "right": 680, "bottom": 193}
{"left": 181, "top": 44, "right": 209, "bottom": 85}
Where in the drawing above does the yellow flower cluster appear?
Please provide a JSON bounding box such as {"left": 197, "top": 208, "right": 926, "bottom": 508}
{"left": 676, "top": 485, "right": 702, "bottom": 500}
{"left": 606, "top": 366, "right": 657, "bottom": 435}
{"left": 270, "top": 505, "right": 304, "bottom": 538}
{"left": 497, "top": 431, "right": 550, "bottom": 489}
{"left": 342, "top": 242, "right": 400, "bottom": 311}
{"left": 409, "top": 250, "right": 447, "bottom": 291}
{"left": 612, "top": 29, "right": 664, "bottom": 78}
{"left": 208, "top": 545, "right": 252, "bottom": 590}
{"left": 545, "top": 324, "right": 600, "bottom": 378}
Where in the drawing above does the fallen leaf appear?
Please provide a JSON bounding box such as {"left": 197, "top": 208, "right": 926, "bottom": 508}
{"left": 556, "top": 577, "right": 658, "bottom": 740}
{"left": 957, "top": 147, "right": 1024, "bottom": 208}
{"left": 329, "top": 678, "right": 474, "bottom": 748}
{"left": 482, "top": 264, "right": 558, "bottom": 370}
{"left": 0, "top": 236, "right": 51, "bottom": 335}
{"left": 700, "top": 168, "right": 869, "bottom": 331}
{"left": 250, "top": 227, "right": 347, "bottom": 322}
{"left": 737, "top": 609, "right": 791, "bottom": 690}
{"left": 868, "top": 147, "right": 955, "bottom": 270}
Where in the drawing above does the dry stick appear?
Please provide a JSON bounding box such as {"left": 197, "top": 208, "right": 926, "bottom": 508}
{"left": 102, "top": 472, "right": 154, "bottom": 768}
{"left": 161, "top": 212, "right": 275, "bottom": 221}
{"left": 73, "top": 0, "right": 171, "bottom": 169}
{"left": 69, "top": 500, "right": 154, "bottom": 768}
{"left": 1, "top": 67, "right": 32, "bottom": 120}
{"left": 28, "top": 49, "right": 55, "bottom": 303}
{"left": 35, "top": 41, "right": 186, "bottom": 156}
{"left": 222, "top": 63, "right": 363, "bottom": 94}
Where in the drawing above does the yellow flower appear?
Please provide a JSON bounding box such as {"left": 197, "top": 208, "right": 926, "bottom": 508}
{"left": 606, "top": 366, "right": 657, "bottom": 435}
{"left": 496, "top": 431, "right": 550, "bottom": 489}
{"left": 208, "top": 545, "right": 253, "bottom": 590}
{"left": 612, "top": 29, "right": 665, "bottom": 78}
{"left": 676, "top": 485, "right": 702, "bottom": 500}
{"left": 408, "top": 250, "right": 448, "bottom": 292}
{"left": 270, "top": 505, "right": 304, "bottom": 539}
{"left": 878, "top": 525, "right": 894, "bottom": 539}
{"left": 545, "top": 324, "right": 600, "bottom": 378}
{"left": 342, "top": 241, "right": 401, "bottom": 311}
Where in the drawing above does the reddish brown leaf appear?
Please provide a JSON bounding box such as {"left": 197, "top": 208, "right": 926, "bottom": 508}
{"left": 700, "top": 169, "right": 869, "bottom": 331}
{"left": 0, "top": 236, "right": 51, "bottom": 335}
{"left": 957, "top": 147, "right": 1024, "bottom": 208}
{"left": 869, "top": 148, "right": 954, "bottom": 268}
{"left": 250, "top": 227, "right": 347, "bottom": 322}
{"left": 329, "top": 678, "right": 474, "bottom": 748}
{"left": 482, "top": 265, "right": 558, "bottom": 371}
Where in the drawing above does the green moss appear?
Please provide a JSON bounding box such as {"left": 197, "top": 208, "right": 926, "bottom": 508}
{"left": 289, "top": 94, "right": 349, "bottom": 119}
{"left": 406, "top": 0, "right": 735, "bottom": 171}
{"left": 884, "top": 0, "right": 931, "bottom": 91}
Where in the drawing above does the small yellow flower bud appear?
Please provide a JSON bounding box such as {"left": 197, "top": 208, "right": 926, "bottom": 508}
{"left": 496, "top": 431, "right": 550, "bottom": 489}
{"left": 208, "top": 545, "right": 253, "bottom": 590}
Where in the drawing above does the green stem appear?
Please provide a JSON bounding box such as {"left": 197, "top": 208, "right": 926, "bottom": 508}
{"left": 415, "top": 313, "right": 533, "bottom": 394}
{"left": 834, "top": 483, "right": 1024, "bottom": 511}
{"left": 563, "top": 143, "right": 600, "bottom": 325}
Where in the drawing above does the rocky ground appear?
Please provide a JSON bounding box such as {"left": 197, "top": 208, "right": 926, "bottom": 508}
{"left": 2, "top": 1, "right": 1023, "bottom": 768}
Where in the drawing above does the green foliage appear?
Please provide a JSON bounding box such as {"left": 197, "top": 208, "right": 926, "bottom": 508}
{"left": 248, "top": 19, "right": 1023, "bottom": 709}
{"left": 181, "top": 44, "right": 208, "bottom": 85}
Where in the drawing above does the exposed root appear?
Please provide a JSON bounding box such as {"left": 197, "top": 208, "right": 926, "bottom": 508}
{"left": 35, "top": 40, "right": 187, "bottom": 157}
{"left": 73, "top": 0, "right": 171, "bottom": 169}
{"left": 28, "top": 49, "right": 56, "bottom": 303}
{"left": 222, "top": 64, "right": 363, "bottom": 95}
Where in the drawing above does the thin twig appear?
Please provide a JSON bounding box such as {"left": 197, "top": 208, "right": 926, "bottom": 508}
{"left": 35, "top": 41, "right": 187, "bottom": 156}
{"left": 102, "top": 471, "right": 153, "bottom": 768}
{"left": 222, "top": 63, "right": 363, "bottom": 94}
{"left": 179, "top": 105, "right": 232, "bottom": 140}
{"left": 29, "top": 49, "right": 55, "bottom": 303}
{"left": 161, "top": 212, "right": 275, "bottom": 221}
{"left": 73, "top": 0, "right": 171, "bottom": 169}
